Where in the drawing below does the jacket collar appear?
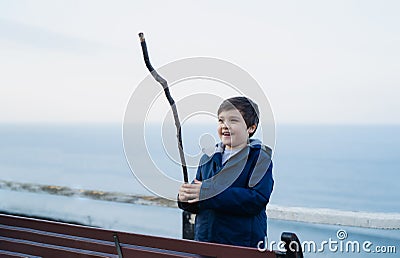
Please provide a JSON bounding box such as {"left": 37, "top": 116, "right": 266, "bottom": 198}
{"left": 205, "top": 138, "right": 262, "bottom": 156}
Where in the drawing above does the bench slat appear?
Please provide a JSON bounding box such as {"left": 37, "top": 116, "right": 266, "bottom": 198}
{"left": 0, "top": 250, "right": 41, "bottom": 258}
{"left": 0, "top": 236, "right": 117, "bottom": 258}
{"left": 0, "top": 224, "right": 117, "bottom": 254}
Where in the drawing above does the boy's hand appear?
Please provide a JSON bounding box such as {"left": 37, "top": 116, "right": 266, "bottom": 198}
{"left": 178, "top": 179, "right": 202, "bottom": 203}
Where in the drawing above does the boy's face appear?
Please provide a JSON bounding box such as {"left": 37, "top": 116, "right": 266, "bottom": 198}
{"left": 217, "top": 108, "right": 256, "bottom": 150}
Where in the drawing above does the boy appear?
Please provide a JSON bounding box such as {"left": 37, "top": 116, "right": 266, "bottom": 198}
{"left": 178, "top": 96, "right": 274, "bottom": 248}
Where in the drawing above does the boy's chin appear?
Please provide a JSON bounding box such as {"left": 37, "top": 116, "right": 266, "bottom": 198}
{"left": 221, "top": 139, "right": 233, "bottom": 146}
{"left": 222, "top": 142, "right": 236, "bottom": 149}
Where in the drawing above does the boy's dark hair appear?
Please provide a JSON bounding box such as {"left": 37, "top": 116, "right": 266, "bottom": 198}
{"left": 217, "top": 96, "right": 259, "bottom": 138}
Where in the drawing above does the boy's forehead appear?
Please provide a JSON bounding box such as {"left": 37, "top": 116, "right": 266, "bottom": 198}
{"left": 218, "top": 109, "right": 243, "bottom": 117}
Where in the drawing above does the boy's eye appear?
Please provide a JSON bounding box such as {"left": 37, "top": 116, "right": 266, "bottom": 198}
{"left": 218, "top": 119, "right": 223, "bottom": 123}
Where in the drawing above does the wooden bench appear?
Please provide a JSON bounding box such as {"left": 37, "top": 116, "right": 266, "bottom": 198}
{"left": 0, "top": 214, "right": 303, "bottom": 257}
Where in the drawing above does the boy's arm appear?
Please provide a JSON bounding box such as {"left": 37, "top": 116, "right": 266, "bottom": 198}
{"left": 199, "top": 162, "right": 274, "bottom": 216}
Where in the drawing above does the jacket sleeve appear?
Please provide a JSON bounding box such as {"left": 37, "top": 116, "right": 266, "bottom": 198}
{"left": 178, "top": 197, "right": 199, "bottom": 214}
{"left": 199, "top": 162, "right": 273, "bottom": 216}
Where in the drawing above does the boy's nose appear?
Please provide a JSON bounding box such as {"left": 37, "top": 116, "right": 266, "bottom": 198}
{"left": 221, "top": 123, "right": 229, "bottom": 129}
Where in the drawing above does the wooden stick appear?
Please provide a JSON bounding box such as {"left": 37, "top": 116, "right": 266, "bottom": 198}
{"left": 138, "top": 32, "right": 189, "bottom": 183}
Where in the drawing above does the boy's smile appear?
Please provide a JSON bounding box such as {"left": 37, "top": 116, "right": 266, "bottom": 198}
{"left": 218, "top": 109, "right": 256, "bottom": 150}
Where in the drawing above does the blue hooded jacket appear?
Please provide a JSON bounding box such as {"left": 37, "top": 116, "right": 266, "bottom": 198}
{"left": 178, "top": 139, "right": 274, "bottom": 247}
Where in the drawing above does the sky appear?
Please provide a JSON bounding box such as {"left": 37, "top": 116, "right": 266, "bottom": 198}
{"left": 0, "top": 0, "right": 399, "bottom": 124}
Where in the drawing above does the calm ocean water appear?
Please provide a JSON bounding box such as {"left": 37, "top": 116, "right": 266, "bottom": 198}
{"left": 0, "top": 123, "right": 399, "bottom": 213}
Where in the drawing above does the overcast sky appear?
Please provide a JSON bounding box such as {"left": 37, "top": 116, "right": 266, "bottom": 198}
{"left": 0, "top": 0, "right": 399, "bottom": 124}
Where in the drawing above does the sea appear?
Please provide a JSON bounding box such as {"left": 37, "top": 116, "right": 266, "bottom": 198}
{"left": 0, "top": 123, "right": 399, "bottom": 257}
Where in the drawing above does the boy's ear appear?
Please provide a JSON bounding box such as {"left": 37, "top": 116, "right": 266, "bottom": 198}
{"left": 247, "top": 124, "right": 257, "bottom": 134}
